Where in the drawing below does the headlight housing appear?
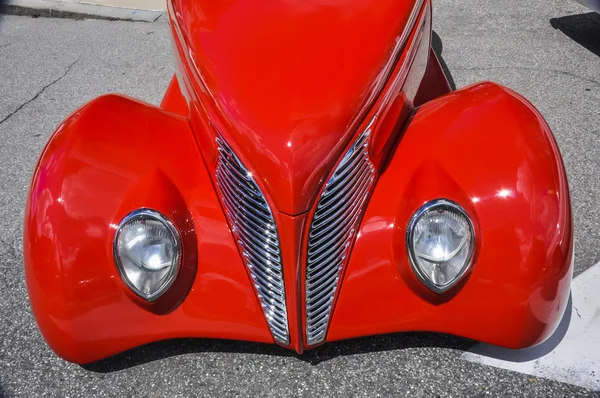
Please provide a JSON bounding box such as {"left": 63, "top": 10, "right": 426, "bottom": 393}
{"left": 406, "top": 199, "right": 475, "bottom": 293}
{"left": 114, "top": 209, "right": 181, "bottom": 301}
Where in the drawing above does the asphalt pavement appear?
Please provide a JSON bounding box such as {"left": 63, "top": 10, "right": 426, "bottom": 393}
{"left": 1, "top": 0, "right": 599, "bottom": 396}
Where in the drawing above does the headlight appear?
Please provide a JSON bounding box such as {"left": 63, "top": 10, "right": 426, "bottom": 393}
{"left": 114, "top": 209, "right": 181, "bottom": 301}
{"left": 406, "top": 199, "right": 475, "bottom": 293}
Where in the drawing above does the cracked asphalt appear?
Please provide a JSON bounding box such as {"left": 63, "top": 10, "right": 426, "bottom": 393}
{"left": 0, "top": 0, "right": 599, "bottom": 396}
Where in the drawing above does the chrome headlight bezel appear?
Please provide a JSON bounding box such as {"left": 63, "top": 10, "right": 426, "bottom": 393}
{"left": 113, "top": 208, "right": 182, "bottom": 302}
{"left": 406, "top": 199, "right": 476, "bottom": 294}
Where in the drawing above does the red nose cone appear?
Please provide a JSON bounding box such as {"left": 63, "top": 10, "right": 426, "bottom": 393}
{"left": 171, "top": 0, "right": 418, "bottom": 215}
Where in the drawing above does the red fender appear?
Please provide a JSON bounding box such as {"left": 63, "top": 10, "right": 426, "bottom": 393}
{"left": 23, "top": 95, "right": 272, "bottom": 364}
{"left": 328, "top": 82, "right": 573, "bottom": 349}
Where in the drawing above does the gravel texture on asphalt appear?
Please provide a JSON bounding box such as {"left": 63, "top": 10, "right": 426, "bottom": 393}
{"left": 0, "top": 0, "right": 599, "bottom": 395}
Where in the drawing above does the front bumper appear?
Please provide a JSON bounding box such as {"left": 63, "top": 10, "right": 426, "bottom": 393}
{"left": 24, "top": 79, "right": 572, "bottom": 363}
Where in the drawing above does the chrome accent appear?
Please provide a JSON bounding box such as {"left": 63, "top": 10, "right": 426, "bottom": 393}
{"left": 358, "top": 0, "right": 425, "bottom": 113}
{"left": 113, "top": 208, "right": 182, "bottom": 302}
{"left": 215, "top": 136, "right": 289, "bottom": 345}
{"left": 394, "top": 0, "right": 430, "bottom": 92}
{"left": 405, "top": 199, "right": 476, "bottom": 294}
{"left": 305, "top": 121, "right": 376, "bottom": 345}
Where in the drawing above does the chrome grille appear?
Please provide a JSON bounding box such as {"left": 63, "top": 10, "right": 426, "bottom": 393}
{"left": 305, "top": 121, "right": 376, "bottom": 345}
{"left": 215, "top": 136, "right": 289, "bottom": 345}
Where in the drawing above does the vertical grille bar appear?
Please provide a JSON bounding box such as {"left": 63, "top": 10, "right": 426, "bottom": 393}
{"left": 305, "top": 122, "right": 376, "bottom": 345}
{"left": 215, "top": 136, "right": 289, "bottom": 345}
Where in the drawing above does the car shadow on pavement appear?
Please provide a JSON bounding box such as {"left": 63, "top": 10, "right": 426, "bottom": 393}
{"left": 550, "top": 12, "right": 600, "bottom": 57}
{"left": 466, "top": 294, "right": 572, "bottom": 362}
{"left": 83, "top": 294, "right": 573, "bottom": 372}
{"left": 82, "top": 332, "right": 474, "bottom": 372}
{"left": 431, "top": 30, "right": 456, "bottom": 90}
{"left": 0, "top": 0, "right": 6, "bottom": 26}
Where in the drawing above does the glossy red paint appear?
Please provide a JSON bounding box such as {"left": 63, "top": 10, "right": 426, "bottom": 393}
{"left": 24, "top": 95, "right": 273, "bottom": 364}
{"left": 166, "top": 0, "right": 435, "bottom": 353}
{"left": 413, "top": 49, "right": 452, "bottom": 107}
{"left": 168, "top": 0, "right": 423, "bottom": 215}
{"left": 328, "top": 82, "right": 573, "bottom": 348}
{"left": 275, "top": 213, "right": 308, "bottom": 353}
{"left": 300, "top": 0, "right": 432, "bottom": 348}
{"left": 23, "top": 0, "right": 573, "bottom": 364}
{"left": 161, "top": 75, "right": 189, "bottom": 117}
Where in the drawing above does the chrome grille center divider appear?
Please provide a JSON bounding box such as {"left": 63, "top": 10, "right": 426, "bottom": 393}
{"left": 215, "top": 136, "right": 290, "bottom": 345}
{"left": 305, "top": 121, "right": 376, "bottom": 345}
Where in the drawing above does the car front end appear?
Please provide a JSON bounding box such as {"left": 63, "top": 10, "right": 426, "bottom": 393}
{"left": 24, "top": 0, "right": 572, "bottom": 362}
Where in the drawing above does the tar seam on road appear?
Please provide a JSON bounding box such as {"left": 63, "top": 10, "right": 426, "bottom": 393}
{"left": 0, "top": 56, "right": 81, "bottom": 126}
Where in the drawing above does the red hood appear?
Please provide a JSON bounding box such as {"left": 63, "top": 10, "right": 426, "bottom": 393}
{"left": 171, "top": 0, "right": 418, "bottom": 215}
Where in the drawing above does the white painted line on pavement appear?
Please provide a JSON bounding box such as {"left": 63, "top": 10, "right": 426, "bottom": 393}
{"left": 462, "top": 261, "right": 600, "bottom": 390}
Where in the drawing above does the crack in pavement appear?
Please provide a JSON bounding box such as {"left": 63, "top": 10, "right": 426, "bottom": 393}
{"left": 573, "top": 305, "right": 582, "bottom": 319}
{"left": 0, "top": 56, "right": 81, "bottom": 126}
{"left": 0, "top": 43, "right": 13, "bottom": 49}
{"left": 454, "top": 65, "right": 600, "bottom": 87}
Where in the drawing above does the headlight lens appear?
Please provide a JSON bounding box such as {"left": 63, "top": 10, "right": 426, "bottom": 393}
{"left": 114, "top": 209, "right": 181, "bottom": 301}
{"left": 407, "top": 199, "right": 475, "bottom": 293}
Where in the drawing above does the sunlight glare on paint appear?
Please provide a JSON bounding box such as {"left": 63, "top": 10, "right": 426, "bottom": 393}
{"left": 497, "top": 188, "right": 512, "bottom": 199}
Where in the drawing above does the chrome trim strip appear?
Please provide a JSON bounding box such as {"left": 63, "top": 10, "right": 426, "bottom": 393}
{"left": 305, "top": 120, "right": 376, "bottom": 345}
{"left": 215, "top": 136, "right": 290, "bottom": 345}
{"left": 356, "top": 0, "right": 426, "bottom": 113}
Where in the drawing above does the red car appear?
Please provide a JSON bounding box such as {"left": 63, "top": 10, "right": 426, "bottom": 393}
{"left": 24, "top": 0, "right": 573, "bottom": 363}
